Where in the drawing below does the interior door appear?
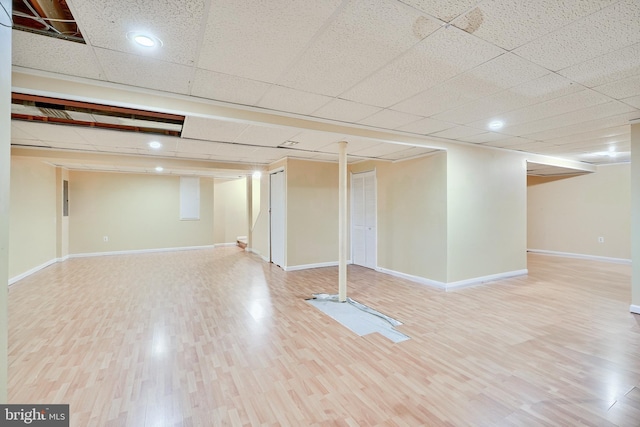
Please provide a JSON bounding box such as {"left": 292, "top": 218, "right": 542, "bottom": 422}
{"left": 270, "top": 170, "right": 285, "bottom": 268}
{"left": 351, "top": 171, "right": 376, "bottom": 269}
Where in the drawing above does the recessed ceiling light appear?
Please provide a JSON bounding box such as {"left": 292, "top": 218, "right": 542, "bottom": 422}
{"left": 127, "top": 31, "right": 163, "bottom": 48}
{"left": 488, "top": 120, "right": 504, "bottom": 131}
{"left": 155, "top": 166, "right": 164, "bottom": 172}
{"left": 148, "top": 141, "right": 162, "bottom": 149}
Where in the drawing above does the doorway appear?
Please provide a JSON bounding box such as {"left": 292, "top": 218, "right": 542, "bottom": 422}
{"left": 351, "top": 170, "right": 376, "bottom": 269}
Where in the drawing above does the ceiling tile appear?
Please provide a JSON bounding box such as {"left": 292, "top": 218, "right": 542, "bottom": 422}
{"left": 181, "top": 117, "right": 249, "bottom": 142}
{"left": 467, "top": 89, "right": 612, "bottom": 131}
{"left": 95, "top": 48, "right": 193, "bottom": 94}
{"left": 546, "top": 125, "right": 629, "bottom": 146}
{"left": 349, "top": 142, "right": 411, "bottom": 158}
{"left": 236, "top": 147, "right": 285, "bottom": 163}
{"left": 320, "top": 137, "right": 384, "bottom": 155}
{"left": 391, "top": 81, "right": 481, "bottom": 117}
{"left": 461, "top": 132, "right": 511, "bottom": 144}
{"left": 514, "top": 0, "right": 640, "bottom": 71}
{"left": 289, "top": 130, "right": 346, "bottom": 151}
{"left": 197, "top": 0, "right": 342, "bottom": 82}
{"left": 94, "top": 146, "right": 141, "bottom": 155}
{"left": 558, "top": 42, "right": 640, "bottom": 87}
{"left": 11, "top": 122, "right": 87, "bottom": 144}
{"left": 233, "top": 125, "right": 300, "bottom": 147}
{"left": 278, "top": 0, "right": 439, "bottom": 96}
{"left": 396, "top": 117, "right": 454, "bottom": 134}
{"left": 399, "top": 0, "right": 479, "bottom": 22}
{"left": 11, "top": 122, "right": 38, "bottom": 140}
{"left": 12, "top": 30, "right": 103, "bottom": 79}
{"left": 191, "top": 69, "right": 272, "bottom": 106}
{"left": 341, "top": 26, "right": 504, "bottom": 107}
{"left": 516, "top": 104, "right": 637, "bottom": 141}
{"left": 485, "top": 136, "right": 536, "bottom": 148}
{"left": 429, "top": 125, "right": 483, "bottom": 139}
{"left": 593, "top": 75, "right": 640, "bottom": 99}
{"left": 257, "top": 86, "right": 333, "bottom": 115}
{"left": 311, "top": 99, "right": 382, "bottom": 123}
{"left": 378, "top": 146, "right": 439, "bottom": 160}
{"left": 393, "top": 53, "right": 549, "bottom": 116}
{"left": 178, "top": 140, "right": 257, "bottom": 158}
{"left": 453, "top": 0, "right": 616, "bottom": 50}
{"left": 435, "top": 74, "right": 582, "bottom": 126}
{"left": 505, "top": 141, "right": 556, "bottom": 154}
{"left": 622, "top": 95, "right": 640, "bottom": 109}
{"left": 358, "top": 109, "right": 423, "bottom": 129}
{"left": 68, "top": 0, "right": 205, "bottom": 66}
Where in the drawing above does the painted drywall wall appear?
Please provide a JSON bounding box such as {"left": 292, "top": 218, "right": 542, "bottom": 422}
{"left": 446, "top": 146, "right": 527, "bottom": 282}
{"left": 69, "top": 171, "right": 214, "bottom": 254}
{"left": 213, "top": 178, "right": 248, "bottom": 244}
{"left": 0, "top": 0, "right": 12, "bottom": 401}
{"left": 9, "top": 157, "right": 57, "bottom": 280}
{"left": 351, "top": 153, "right": 448, "bottom": 282}
{"left": 528, "top": 164, "right": 631, "bottom": 260}
{"left": 286, "top": 159, "right": 339, "bottom": 267}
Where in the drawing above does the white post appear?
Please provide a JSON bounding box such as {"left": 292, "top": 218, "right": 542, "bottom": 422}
{"left": 338, "top": 141, "right": 348, "bottom": 302}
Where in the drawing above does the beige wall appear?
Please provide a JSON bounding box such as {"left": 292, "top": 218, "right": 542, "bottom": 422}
{"left": 0, "top": 0, "right": 12, "bottom": 400}
{"left": 351, "top": 153, "right": 448, "bottom": 282}
{"left": 286, "top": 159, "right": 339, "bottom": 267}
{"left": 213, "top": 178, "right": 248, "bottom": 244}
{"left": 446, "top": 146, "right": 527, "bottom": 282}
{"left": 69, "top": 171, "right": 214, "bottom": 254}
{"left": 528, "top": 163, "right": 631, "bottom": 260}
{"left": 9, "top": 157, "right": 57, "bottom": 279}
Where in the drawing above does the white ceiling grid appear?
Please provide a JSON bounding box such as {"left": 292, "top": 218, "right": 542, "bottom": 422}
{"left": 8, "top": 0, "right": 640, "bottom": 175}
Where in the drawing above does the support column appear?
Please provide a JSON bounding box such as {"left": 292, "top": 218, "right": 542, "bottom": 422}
{"left": 631, "top": 121, "right": 640, "bottom": 314}
{"left": 338, "top": 141, "right": 348, "bottom": 302}
{"left": 0, "top": 0, "right": 12, "bottom": 401}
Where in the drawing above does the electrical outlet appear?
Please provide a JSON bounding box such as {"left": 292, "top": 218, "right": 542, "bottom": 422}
{"left": 103, "top": 236, "right": 109, "bottom": 242}
{"left": 598, "top": 237, "right": 604, "bottom": 243}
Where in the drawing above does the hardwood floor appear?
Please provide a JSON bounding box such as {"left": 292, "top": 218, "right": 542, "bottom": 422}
{"left": 8, "top": 248, "right": 640, "bottom": 426}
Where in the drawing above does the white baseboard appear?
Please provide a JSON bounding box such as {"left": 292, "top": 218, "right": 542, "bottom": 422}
{"left": 69, "top": 245, "right": 216, "bottom": 258}
{"left": 528, "top": 249, "right": 631, "bottom": 265}
{"left": 214, "top": 242, "right": 238, "bottom": 248}
{"left": 284, "top": 261, "right": 353, "bottom": 272}
{"left": 630, "top": 305, "right": 640, "bottom": 315}
{"left": 375, "top": 267, "right": 447, "bottom": 289}
{"left": 375, "top": 267, "right": 528, "bottom": 291}
{"left": 9, "top": 258, "right": 58, "bottom": 285}
{"left": 445, "top": 269, "right": 528, "bottom": 291}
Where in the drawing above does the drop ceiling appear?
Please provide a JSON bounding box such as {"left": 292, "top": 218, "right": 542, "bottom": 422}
{"left": 9, "top": 0, "right": 640, "bottom": 177}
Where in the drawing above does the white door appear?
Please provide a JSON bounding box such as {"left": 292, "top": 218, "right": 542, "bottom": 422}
{"left": 351, "top": 171, "right": 376, "bottom": 269}
{"left": 270, "top": 170, "right": 285, "bottom": 268}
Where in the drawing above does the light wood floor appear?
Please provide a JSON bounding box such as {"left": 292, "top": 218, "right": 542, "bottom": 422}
{"left": 8, "top": 248, "right": 640, "bottom": 426}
